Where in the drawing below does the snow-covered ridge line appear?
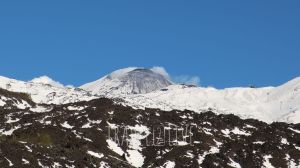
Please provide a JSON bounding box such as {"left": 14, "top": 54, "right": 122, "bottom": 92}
{"left": 118, "top": 77, "right": 300, "bottom": 123}
{"left": 0, "top": 75, "right": 96, "bottom": 105}
{"left": 1, "top": 68, "right": 300, "bottom": 124}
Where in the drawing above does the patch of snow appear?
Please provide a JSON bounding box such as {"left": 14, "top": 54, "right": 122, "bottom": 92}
{"left": 0, "top": 125, "right": 21, "bottom": 135}
{"left": 52, "top": 162, "right": 62, "bottom": 168}
{"left": 5, "top": 157, "right": 13, "bottom": 166}
{"left": 286, "top": 154, "right": 299, "bottom": 168}
{"left": 87, "top": 150, "right": 104, "bottom": 159}
{"left": 281, "top": 138, "right": 289, "bottom": 145}
{"left": 231, "top": 127, "right": 251, "bottom": 136}
{"left": 161, "top": 161, "right": 175, "bottom": 168}
{"left": 6, "top": 116, "right": 20, "bottom": 123}
{"left": 106, "top": 139, "right": 124, "bottom": 156}
{"left": 61, "top": 121, "right": 74, "bottom": 129}
{"left": 15, "top": 100, "right": 31, "bottom": 109}
{"left": 126, "top": 149, "right": 144, "bottom": 168}
{"left": 221, "top": 129, "right": 230, "bottom": 136}
{"left": 228, "top": 158, "right": 241, "bottom": 168}
{"left": 82, "top": 119, "right": 101, "bottom": 128}
{"left": 253, "top": 141, "right": 265, "bottom": 145}
{"left": 67, "top": 106, "right": 86, "bottom": 111}
{"left": 99, "top": 161, "right": 110, "bottom": 168}
{"left": 22, "top": 158, "right": 29, "bottom": 164}
{"left": 30, "top": 105, "right": 51, "bottom": 113}
{"left": 289, "top": 127, "right": 300, "bottom": 134}
{"left": 263, "top": 155, "right": 275, "bottom": 168}
{"left": 0, "top": 99, "right": 6, "bottom": 106}
{"left": 25, "top": 145, "right": 32, "bottom": 152}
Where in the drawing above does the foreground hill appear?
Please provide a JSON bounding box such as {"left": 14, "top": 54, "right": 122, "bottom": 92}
{"left": 0, "top": 88, "right": 299, "bottom": 168}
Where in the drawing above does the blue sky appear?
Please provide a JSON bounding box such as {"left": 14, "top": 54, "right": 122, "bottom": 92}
{"left": 0, "top": 1, "right": 299, "bottom": 88}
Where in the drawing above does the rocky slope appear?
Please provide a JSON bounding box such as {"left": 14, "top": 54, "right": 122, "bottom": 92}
{"left": 0, "top": 88, "right": 299, "bottom": 168}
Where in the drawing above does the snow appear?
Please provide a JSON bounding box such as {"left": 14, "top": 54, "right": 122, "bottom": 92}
{"left": 65, "top": 165, "right": 75, "bottom": 168}
{"left": 99, "top": 161, "right": 110, "bottom": 168}
{"left": 30, "top": 105, "right": 50, "bottom": 113}
{"left": 25, "top": 145, "right": 32, "bottom": 152}
{"left": 67, "top": 106, "right": 86, "bottom": 111}
{"left": 1, "top": 69, "right": 300, "bottom": 123}
{"left": 15, "top": 100, "right": 31, "bottom": 109}
{"left": 281, "top": 138, "right": 289, "bottom": 145}
{"left": 0, "top": 75, "right": 97, "bottom": 105}
{"left": 6, "top": 114, "right": 20, "bottom": 123}
{"left": 228, "top": 158, "right": 241, "bottom": 168}
{"left": 5, "top": 157, "right": 13, "bottom": 166}
{"left": 127, "top": 124, "right": 149, "bottom": 134}
{"left": 80, "top": 67, "right": 172, "bottom": 95}
{"left": 0, "top": 125, "right": 21, "bottom": 135}
{"left": 52, "top": 162, "right": 62, "bottom": 168}
{"left": 286, "top": 154, "right": 299, "bottom": 168}
{"left": 221, "top": 127, "right": 251, "bottom": 137}
{"left": 263, "top": 155, "right": 275, "bottom": 168}
{"left": 126, "top": 149, "right": 145, "bottom": 168}
{"left": 161, "top": 161, "right": 175, "bottom": 168}
{"left": 30, "top": 76, "right": 64, "bottom": 88}
{"left": 231, "top": 127, "right": 251, "bottom": 136}
{"left": 61, "top": 122, "right": 74, "bottom": 129}
{"left": 117, "top": 77, "right": 300, "bottom": 123}
{"left": 253, "top": 141, "right": 265, "bottom": 145}
{"left": 87, "top": 150, "right": 104, "bottom": 159}
{"left": 0, "top": 99, "right": 5, "bottom": 106}
{"left": 221, "top": 129, "right": 230, "bottom": 136}
{"left": 198, "top": 141, "right": 222, "bottom": 165}
{"left": 186, "top": 151, "right": 194, "bottom": 158}
{"left": 106, "top": 139, "right": 124, "bottom": 156}
{"left": 289, "top": 127, "right": 300, "bottom": 133}
{"left": 22, "top": 158, "right": 29, "bottom": 164}
{"left": 81, "top": 123, "right": 92, "bottom": 128}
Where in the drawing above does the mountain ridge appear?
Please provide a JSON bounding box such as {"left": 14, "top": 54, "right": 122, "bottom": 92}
{"left": 0, "top": 68, "right": 300, "bottom": 123}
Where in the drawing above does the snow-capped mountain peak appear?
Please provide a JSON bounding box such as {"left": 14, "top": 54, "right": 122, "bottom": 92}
{"left": 80, "top": 67, "right": 173, "bottom": 95}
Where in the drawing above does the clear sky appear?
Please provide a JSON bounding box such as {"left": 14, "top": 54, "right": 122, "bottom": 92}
{"left": 0, "top": 1, "right": 299, "bottom": 88}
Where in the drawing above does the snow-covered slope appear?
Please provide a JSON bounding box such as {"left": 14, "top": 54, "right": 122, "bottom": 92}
{"left": 118, "top": 77, "right": 300, "bottom": 123}
{"left": 1, "top": 68, "right": 300, "bottom": 124}
{"left": 80, "top": 67, "right": 172, "bottom": 96}
{"left": 0, "top": 76, "right": 96, "bottom": 104}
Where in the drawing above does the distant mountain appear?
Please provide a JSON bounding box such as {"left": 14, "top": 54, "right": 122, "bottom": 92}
{"left": 80, "top": 67, "right": 172, "bottom": 96}
{"left": 0, "top": 68, "right": 300, "bottom": 124}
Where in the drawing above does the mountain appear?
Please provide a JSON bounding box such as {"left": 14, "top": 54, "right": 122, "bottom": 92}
{"left": 116, "top": 77, "right": 300, "bottom": 124}
{"left": 1, "top": 68, "right": 300, "bottom": 124}
{"left": 0, "top": 76, "right": 96, "bottom": 104}
{"left": 80, "top": 67, "right": 172, "bottom": 96}
{"left": 0, "top": 88, "right": 299, "bottom": 168}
